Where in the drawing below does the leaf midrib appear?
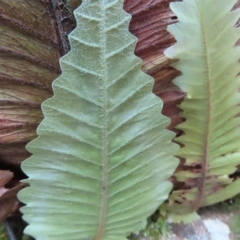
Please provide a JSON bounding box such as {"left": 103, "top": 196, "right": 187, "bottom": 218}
{"left": 192, "top": 0, "right": 212, "bottom": 210}
{"left": 94, "top": 1, "right": 109, "bottom": 239}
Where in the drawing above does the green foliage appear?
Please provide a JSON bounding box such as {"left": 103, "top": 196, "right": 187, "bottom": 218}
{"left": 141, "top": 216, "right": 170, "bottom": 240}
{"left": 58, "top": 0, "right": 77, "bottom": 14}
{"left": 0, "top": 224, "right": 8, "bottom": 240}
{"left": 128, "top": 213, "right": 171, "bottom": 240}
{"left": 230, "top": 215, "right": 240, "bottom": 237}
{"left": 22, "top": 235, "right": 31, "bottom": 240}
{"left": 59, "top": 0, "right": 72, "bottom": 13}
{"left": 18, "top": 0, "right": 178, "bottom": 239}
{"left": 163, "top": 0, "right": 240, "bottom": 221}
{"left": 223, "top": 195, "right": 240, "bottom": 237}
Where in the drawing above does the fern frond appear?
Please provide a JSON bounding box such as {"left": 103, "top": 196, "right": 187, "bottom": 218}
{"left": 18, "top": 1, "right": 179, "bottom": 239}
{"left": 163, "top": 0, "right": 240, "bottom": 220}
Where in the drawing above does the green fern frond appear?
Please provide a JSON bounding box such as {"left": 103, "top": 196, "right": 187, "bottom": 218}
{"left": 163, "top": 0, "right": 240, "bottom": 221}
{"left": 18, "top": 0, "right": 179, "bottom": 239}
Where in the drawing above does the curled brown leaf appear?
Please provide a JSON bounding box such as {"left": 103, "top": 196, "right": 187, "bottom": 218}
{"left": 0, "top": 170, "right": 26, "bottom": 221}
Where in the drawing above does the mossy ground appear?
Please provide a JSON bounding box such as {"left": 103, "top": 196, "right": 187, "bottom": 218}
{"left": 130, "top": 194, "right": 240, "bottom": 240}
{"left": 197, "top": 194, "right": 240, "bottom": 240}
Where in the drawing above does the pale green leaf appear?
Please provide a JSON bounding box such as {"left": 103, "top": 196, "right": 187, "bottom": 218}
{"left": 18, "top": 1, "right": 179, "bottom": 239}
{"left": 163, "top": 0, "right": 240, "bottom": 220}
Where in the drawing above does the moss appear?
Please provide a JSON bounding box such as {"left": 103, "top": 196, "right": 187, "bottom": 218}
{"left": 0, "top": 224, "right": 8, "bottom": 240}
{"left": 230, "top": 215, "right": 240, "bottom": 236}
{"left": 228, "top": 195, "right": 240, "bottom": 239}
{"left": 128, "top": 213, "right": 170, "bottom": 240}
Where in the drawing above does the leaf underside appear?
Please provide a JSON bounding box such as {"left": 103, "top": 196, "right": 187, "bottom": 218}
{"left": 18, "top": 1, "right": 178, "bottom": 239}
{"left": 163, "top": 0, "right": 240, "bottom": 220}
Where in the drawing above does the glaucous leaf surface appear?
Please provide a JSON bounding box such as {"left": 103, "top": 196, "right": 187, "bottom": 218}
{"left": 18, "top": 0, "right": 178, "bottom": 239}
{"left": 163, "top": 0, "right": 240, "bottom": 221}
